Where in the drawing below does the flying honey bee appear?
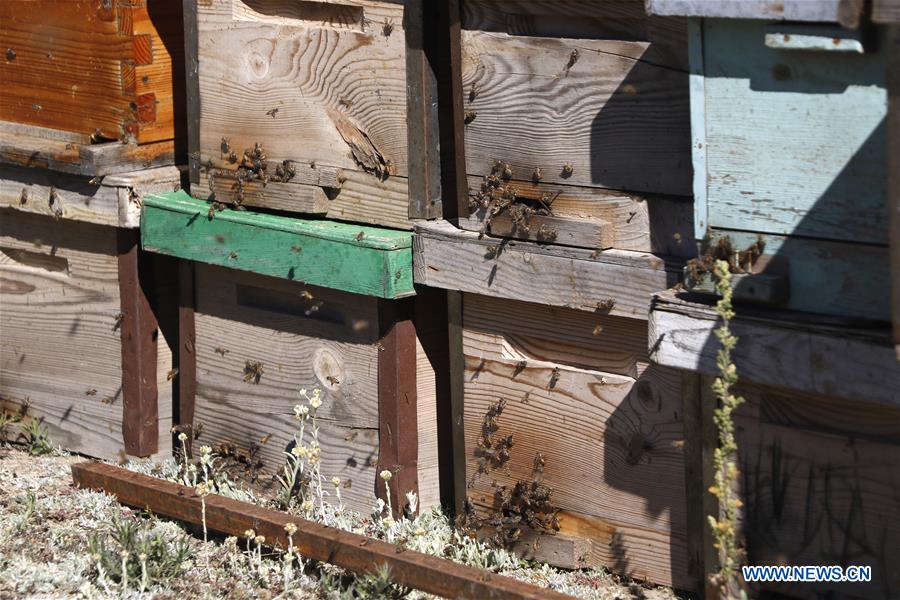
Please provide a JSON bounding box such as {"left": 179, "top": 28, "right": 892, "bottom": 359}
{"left": 167, "top": 368, "right": 179, "bottom": 381}
{"left": 300, "top": 290, "right": 314, "bottom": 301}
{"left": 214, "top": 347, "right": 228, "bottom": 357}
{"left": 355, "top": 231, "right": 365, "bottom": 242}
{"left": 259, "top": 433, "right": 272, "bottom": 444}
{"left": 291, "top": 245, "right": 302, "bottom": 253}
{"left": 112, "top": 312, "right": 125, "bottom": 331}
{"left": 382, "top": 18, "right": 394, "bottom": 36}
{"left": 85, "top": 388, "right": 97, "bottom": 396}
{"left": 326, "top": 375, "right": 340, "bottom": 386}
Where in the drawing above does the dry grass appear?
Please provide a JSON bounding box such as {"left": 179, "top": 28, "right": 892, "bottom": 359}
{"left": 0, "top": 445, "right": 681, "bottom": 600}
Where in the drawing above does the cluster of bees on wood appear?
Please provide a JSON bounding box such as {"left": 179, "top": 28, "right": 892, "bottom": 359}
{"left": 685, "top": 235, "right": 766, "bottom": 286}
{"left": 462, "top": 398, "right": 561, "bottom": 549}
{"left": 470, "top": 160, "right": 560, "bottom": 243}
{"left": 205, "top": 139, "right": 298, "bottom": 215}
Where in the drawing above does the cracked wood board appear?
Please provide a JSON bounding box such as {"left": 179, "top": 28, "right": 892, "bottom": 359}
{"left": 194, "top": 0, "right": 412, "bottom": 225}
{"left": 140, "top": 191, "right": 414, "bottom": 299}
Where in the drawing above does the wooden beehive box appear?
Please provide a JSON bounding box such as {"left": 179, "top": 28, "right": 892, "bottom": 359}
{"left": 0, "top": 0, "right": 184, "bottom": 176}
{"left": 676, "top": 375, "right": 900, "bottom": 597}
{"left": 443, "top": 0, "right": 694, "bottom": 256}
{"left": 0, "top": 165, "right": 181, "bottom": 460}
{"left": 457, "top": 293, "right": 690, "bottom": 589}
{"left": 648, "top": 0, "right": 893, "bottom": 321}
{"left": 140, "top": 191, "right": 441, "bottom": 513}
{"left": 189, "top": 0, "right": 439, "bottom": 227}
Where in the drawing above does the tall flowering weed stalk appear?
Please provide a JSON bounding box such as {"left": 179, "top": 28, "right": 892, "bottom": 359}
{"left": 708, "top": 259, "right": 746, "bottom": 598}
{"left": 277, "top": 388, "right": 329, "bottom": 516}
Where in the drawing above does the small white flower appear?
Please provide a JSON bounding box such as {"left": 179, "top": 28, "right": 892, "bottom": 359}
{"left": 199, "top": 445, "right": 212, "bottom": 455}
{"left": 187, "top": 464, "right": 197, "bottom": 473}
{"left": 414, "top": 527, "right": 426, "bottom": 536}
{"left": 309, "top": 395, "right": 322, "bottom": 409}
{"left": 331, "top": 476, "right": 341, "bottom": 487}
{"left": 177, "top": 432, "right": 187, "bottom": 442}
{"left": 299, "top": 388, "right": 308, "bottom": 397}
{"left": 301, "top": 499, "right": 314, "bottom": 512}
{"left": 284, "top": 522, "right": 298, "bottom": 535}
{"left": 255, "top": 535, "right": 266, "bottom": 545}
{"left": 379, "top": 470, "right": 392, "bottom": 482}
{"left": 244, "top": 529, "right": 256, "bottom": 539}
{"left": 383, "top": 516, "right": 395, "bottom": 527}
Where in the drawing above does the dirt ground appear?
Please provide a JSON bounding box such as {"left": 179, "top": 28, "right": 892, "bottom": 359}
{"left": 0, "top": 447, "right": 681, "bottom": 599}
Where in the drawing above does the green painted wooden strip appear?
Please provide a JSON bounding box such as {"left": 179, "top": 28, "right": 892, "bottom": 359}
{"left": 140, "top": 191, "right": 414, "bottom": 299}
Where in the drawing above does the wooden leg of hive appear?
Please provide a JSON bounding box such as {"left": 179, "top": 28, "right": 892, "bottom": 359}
{"left": 177, "top": 259, "right": 197, "bottom": 456}
{"left": 117, "top": 228, "right": 159, "bottom": 457}
{"left": 377, "top": 297, "right": 419, "bottom": 517}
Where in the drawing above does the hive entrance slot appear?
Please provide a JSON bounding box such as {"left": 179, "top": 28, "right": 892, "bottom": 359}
{"left": 236, "top": 0, "right": 365, "bottom": 31}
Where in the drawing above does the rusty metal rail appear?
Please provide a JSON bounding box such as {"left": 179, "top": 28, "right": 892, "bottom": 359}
{"left": 72, "top": 462, "right": 574, "bottom": 600}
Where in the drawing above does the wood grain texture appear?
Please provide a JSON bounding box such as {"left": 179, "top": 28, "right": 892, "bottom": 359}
{"left": 649, "top": 290, "right": 900, "bottom": 407}
{"left": 485, "top": 212, "right": 613, "bottom": 250}
{"left": 0, "top": 209, "right": 172, "bottom": 461}
{"left": 141, "top": 191, "right": 415, "bottom": 298}
{"left": 700, "top": 20, "right": 889, "bottom": 245}
{"left": 196, "top": 0, "right": 410, "bottom": 222}
{"left": 461, "top": 294, "right": 689, "bottom": 587}
{"left": 647, "top": 0, "right": 863, "bottom": 25}
{"left": 733, "top": 383, "right": 900, "bottom": 598}
{"left": 413, "top": 220, "right": 679, "bottom": 319}
{"left": 460, "top": 7, "right": 691, "bottom": 197}
{"left": 874, "top": 0, "right": 900, "bottom": 23}
{"left": 0, "top": 0, "right": 182, "bottom": 144}
{"left": 708, "top": 229, "right": 891, "bottom": 322}
{"left": 192, "top": 264, "right": 380, "bottom": 512}
{"left": 460, "top": 177, "right": 696, "bottom": 257}
{"left": 0, "top": 122, "right": 177, "bottom": 176}
{"left": 0, "top": 164, "right": 180, "bottom": 228}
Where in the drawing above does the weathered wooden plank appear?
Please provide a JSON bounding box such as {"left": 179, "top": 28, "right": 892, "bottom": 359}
{"left": 484, "top": 212, "right": 613, "bottom": 249}
{"left": 71, "top": 462, "right": 576, "bottom": 600}
{"left": 460, "top": 179, "right": 696, "bottom": 256}
{"left": 648, "top": 290, "right": 900, "bottom": 407}
{"left": 461, "top": 295, "right": 689, "bottom": 587}
{"left": 197, "top": 0, "right": 410, "bottom": 221}
{"left": 647, "top": 0, "right": 865, "bottom": 27}
{"left": 184, "top": 0, "right": 202, "bottom": 186}
{"left": 413, "top": 220, "right": 678, "bottom": 319}
{"left": 700, "top": 20, "right": 889, "bottom": 245}
{"left": 0, "top": 164, "right": 180, "bottom": 228}
{"left": 140, "top": 191, "right": 415, "bottom": 299}
{"left": 377, "top": 298, "right": 419, "bottom": 516}
{"left": 191, "top": 264, "right": 380, "bottom": 512}
{"left": 733, "top": 383, "right": 900, "bottom": 598}
{"left": 0, "top": 209, "right": 172, "bottom": 461}
{"left": 460, "top": 28, "right": 691, "bottom": 197}
{"left": 204, "top": 175, "right": 330, "bottom": 215}
{"left": 705, "top": 229, "right": 891, "bottom": 322}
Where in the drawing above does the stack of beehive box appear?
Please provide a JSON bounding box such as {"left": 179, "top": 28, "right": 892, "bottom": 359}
{"left": 0, "top": 0, "right": 185, "bottom": 460}
{"left": 138, "top": 0, "right": 443, "bottom": 514}
{"left": 415, "top": 0, "right": 698, "bottom": 589}
{"left": 644, "top": 1, "right": 900, "bottom": 596}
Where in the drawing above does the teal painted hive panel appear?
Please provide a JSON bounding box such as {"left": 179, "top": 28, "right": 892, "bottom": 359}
{"left": 140, "top": 191, "right": 415, "bottom": 299}
{"left": 691, "top": 19, "right": 891, "bottom": 321}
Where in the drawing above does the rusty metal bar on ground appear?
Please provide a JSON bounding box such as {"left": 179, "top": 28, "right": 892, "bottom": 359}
{"left": 72, "top": 462, "right": 574, "bottom": 600}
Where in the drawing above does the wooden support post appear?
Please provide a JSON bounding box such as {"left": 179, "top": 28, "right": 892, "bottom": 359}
{"left": 405, "top": 0, "right": 442, "bottom": 219}
{"left": 889, "top": 23, "right": 900, "bottom": 357}
{"left": 446, "top": 290, "right": 468, "bottom": 514}
{"left": 182, "top": 0, "right": 200, "bottom": 187}
{"left": 377, "top": 298, "right": 419, "bottom": 516}
{"left": 683, "top": 373, "right": 721, "bottom": 597}
{"left": 177, "top": 260, "right": 197, "bottom": 455}
{"left": 72, "top": 462, "right": 573, "bottom": 600}
{"left": 117, "top": 229, "right": 159, "bottom": 457}
{"left": 430, "top": 0, "right": 469, "bottom": 220}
